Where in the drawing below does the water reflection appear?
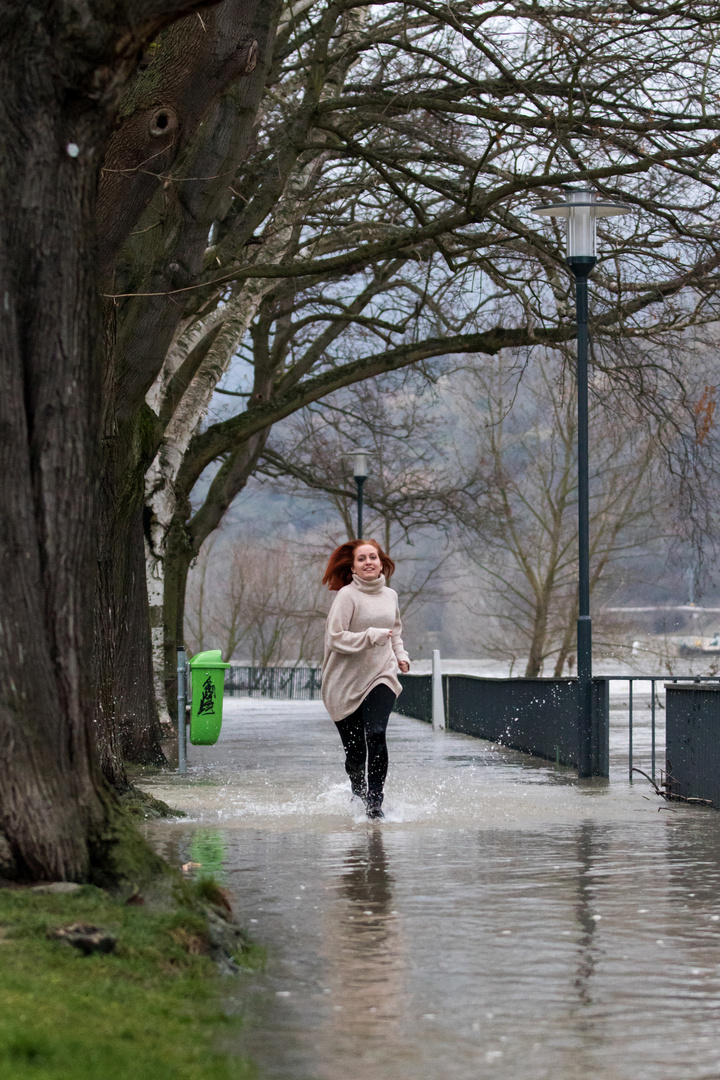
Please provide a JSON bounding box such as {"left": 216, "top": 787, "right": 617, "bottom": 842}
{"left": 322, "top": 829, "right": 405, "bottom": 1050}
{"left": 573, "top": 823, "right": 600, "bottom": 1009}
{"left": 140, "top": 702, "right": 720, "bottom": 1080}
{"left": 339, "top": 829, "right": 394, "bottom": 912}
{"left": 189, "top": 828, "right": 227, "bottom": 881}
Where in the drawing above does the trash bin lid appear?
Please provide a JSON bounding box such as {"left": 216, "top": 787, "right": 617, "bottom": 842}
{"left": 189, "top": 649, "right": 231, "bottom": 669}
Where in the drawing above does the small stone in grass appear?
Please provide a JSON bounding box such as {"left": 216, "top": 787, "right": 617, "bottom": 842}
{"left": 31, "top": 882, "right": 82, "bottom": 895}
{"left": 48, "top": 923, "right": 117, "bottom": 955}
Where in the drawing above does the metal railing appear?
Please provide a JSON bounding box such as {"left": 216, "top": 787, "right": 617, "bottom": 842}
{"left": 219, "top": 664, "right": 720, "bottom": 781}
{"left": 395, "top": 672, "right": 609, "bottom": 775}
{"left": 396, "top": 670, "right": 720, "bottom": 782}
{"left": 225, "top": 665, "right": 322, "bottom": 700}
{"left": 607, "top": 676, "right": 720, "bottom": 782}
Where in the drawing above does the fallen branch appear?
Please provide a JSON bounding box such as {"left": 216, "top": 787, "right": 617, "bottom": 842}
{"left": 632, "top": 767, "right": 713, "bottom": 806}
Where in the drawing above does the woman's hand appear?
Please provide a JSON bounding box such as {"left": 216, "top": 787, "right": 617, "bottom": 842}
{"left": 398, "top": 660, "right": 410, "bottom": 673}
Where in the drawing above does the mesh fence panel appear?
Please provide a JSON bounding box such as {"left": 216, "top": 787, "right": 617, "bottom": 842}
{"left": 225, "top": 666, "right": 322, "bottom": 700}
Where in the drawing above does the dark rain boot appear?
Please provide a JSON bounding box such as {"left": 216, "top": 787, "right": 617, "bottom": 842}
{"left": 349, "top": 772, "right": 367, "bottom": 804}
{"left": 366, "top": 791, "right": 384, "bottom": 820}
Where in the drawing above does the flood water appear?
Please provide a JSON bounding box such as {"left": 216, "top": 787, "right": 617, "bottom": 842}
{"left": 141, "top": 698, "right": 720, "bottom": 1080}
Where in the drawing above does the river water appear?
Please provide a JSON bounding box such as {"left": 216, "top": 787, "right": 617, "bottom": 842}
{"left": 141, "top": 698, "right": 720, "bottom": 1080}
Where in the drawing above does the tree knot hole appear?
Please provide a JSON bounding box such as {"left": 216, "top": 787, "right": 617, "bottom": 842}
{"left": 244, "top": 40, "right": 259, "bottom": 74}
{"left": 233, "top": 38, "right": 259, "bottom": 75}
{"left": 149, "top": 108, "right": 178, "bottom": 138}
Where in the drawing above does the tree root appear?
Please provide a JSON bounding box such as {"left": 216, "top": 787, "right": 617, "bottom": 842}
{"left": 117, "top": 784, "right": 185, "bottom": 820}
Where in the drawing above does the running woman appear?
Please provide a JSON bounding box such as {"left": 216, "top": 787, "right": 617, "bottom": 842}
{"left": 321, "top": 540, "right": 410, "bottom": 819}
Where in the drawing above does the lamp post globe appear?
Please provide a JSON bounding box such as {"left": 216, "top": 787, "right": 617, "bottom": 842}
{"left": 343, "top": 450, "right": 372, "bottom": 539}
{"left": 534, "top": 186, "right": 630, "bottom": 262}
{"left": 350, "top": 452, "right": 368, "bottom": 482}
{"left": 532, "top": 187, "right": 630, "bottom": 777}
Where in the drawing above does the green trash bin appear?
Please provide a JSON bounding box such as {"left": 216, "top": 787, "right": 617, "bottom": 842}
{"left": 189, "top": 650, "right": 230, "bottom": 745}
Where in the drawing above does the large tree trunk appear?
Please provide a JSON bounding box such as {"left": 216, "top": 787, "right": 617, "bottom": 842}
{"left": 95, "top": 401, "right": 168, "bottom": 775}
{"left": 162, "top": 520, "right": 196, "bottom": 719}
{"left": 116, "top": 508, "right": 167, "bottom": 765}
{"left": 94, "top": 394, "right": 168, "bottom": 780}
{"left": 0, "top": 0, "right": 216, "bottom": 880}
{"left": 89, "top": 0, "right": 276, "bottom": 777}
{"left": 93, "top": 0, "right": 278, "bottom": 767}
{"left": 0, "top": 88, "right": 108, "bottom": 878}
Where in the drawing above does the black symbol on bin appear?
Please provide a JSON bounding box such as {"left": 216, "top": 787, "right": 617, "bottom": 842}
{"left": 197, "top": 674, "right": 216, "bottom": 716}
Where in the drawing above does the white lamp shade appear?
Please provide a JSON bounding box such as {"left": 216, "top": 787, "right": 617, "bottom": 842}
{"left": 567, "top": 195, "right": 595, "bottom": 258}
{"left": 533, "top": 187, "right": 631, "bottom": 259}
{"left": 351, "top": 451, "right": 368, "bottom": 479}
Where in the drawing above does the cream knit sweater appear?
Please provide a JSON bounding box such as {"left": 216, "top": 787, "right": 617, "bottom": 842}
{"left": 321, "top": 573, "right": 410, "bottom": 723}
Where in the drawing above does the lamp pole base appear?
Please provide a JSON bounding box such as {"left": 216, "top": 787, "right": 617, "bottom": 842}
{"left": 577, "top": 616, "right": 593, "bottom": 777}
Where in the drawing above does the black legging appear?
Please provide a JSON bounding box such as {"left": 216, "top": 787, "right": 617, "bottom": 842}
{"left": 335, "top": 684, "right": 396, "bottom": 798}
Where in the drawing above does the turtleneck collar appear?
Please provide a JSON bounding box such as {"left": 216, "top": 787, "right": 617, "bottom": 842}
{"left": 351, "top": 572, "right": 386, "bottom": 593}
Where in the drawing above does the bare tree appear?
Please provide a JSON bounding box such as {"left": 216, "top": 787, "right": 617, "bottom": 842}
{"left": 258, "top": 373, "right": 454, "bottom": 542}
{"left": 254, "top": 373, "right": 456, "bottom": 622}
{"left": 185, "top": 539, "right": 326, "bottom": 664}
{"left": 141, "top": 0, "right": 720, "bottom": 720}
{"left": 449, "top": 350, "right": 671, "bottom": 676}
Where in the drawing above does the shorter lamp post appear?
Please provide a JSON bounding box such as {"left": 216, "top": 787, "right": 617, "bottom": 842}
{"left": 533, "top": 187, "right": 630, "bottom": 776}
{"left": 342, "top": 450, "right": 372, "bottom": 539}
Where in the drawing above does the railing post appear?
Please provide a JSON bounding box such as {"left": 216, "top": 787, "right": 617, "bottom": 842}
{"left": 651, "top": 679, "right": 656, "bottom": 781}
{"left": 628, "top": 679, "right": 633, "bottom": 782}
{"left": 177, "top": 646, "right": 187, "bottom": 775}
{"left": 590, "top": 677, "right": 610, "bottom": 777}
{"left": 432, "top": 649, "right": 446, "bottom": 731}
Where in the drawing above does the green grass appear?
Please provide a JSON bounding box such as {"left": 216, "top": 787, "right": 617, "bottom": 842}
{"left": 0, "top": 884, "right": 258, "bottom": 1080}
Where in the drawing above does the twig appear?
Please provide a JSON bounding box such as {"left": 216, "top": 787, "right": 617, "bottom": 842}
{"left": 631, "top": 766, "right": 712, "bottom": 806}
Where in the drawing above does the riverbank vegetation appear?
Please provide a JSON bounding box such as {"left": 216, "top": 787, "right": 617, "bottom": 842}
{"left": 0, "top": 879, "right": 259, "bottom": 1080}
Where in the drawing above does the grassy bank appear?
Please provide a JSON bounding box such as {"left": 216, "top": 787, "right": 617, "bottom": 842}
{"left": 0, "top": 880, "right": 259, "bottom": 1080}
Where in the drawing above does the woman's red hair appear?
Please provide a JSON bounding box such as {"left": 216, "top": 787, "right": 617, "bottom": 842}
{"left": 322, "top": 539, "right": 395, "bottom": 591}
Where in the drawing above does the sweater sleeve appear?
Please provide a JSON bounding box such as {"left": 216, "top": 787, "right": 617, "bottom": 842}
{"left": 390, "top": 595, "right": 410, "bottom": 664}
{"left": 325, "top": 591, "right": 389, "bottom": 654}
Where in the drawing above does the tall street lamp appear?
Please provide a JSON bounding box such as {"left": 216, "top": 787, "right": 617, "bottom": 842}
{"left": 343, "top": 450, "right": 373, "bottom": 539}
{"left": 533, "top": 187, "right": 630, "bottom": 776}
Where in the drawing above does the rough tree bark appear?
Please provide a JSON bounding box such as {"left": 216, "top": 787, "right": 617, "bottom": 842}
{"left": 92, "top": 0, "right": 277, "bottom": 777}
{"left": 0, "top": 0, "right": 228, "bottom": 880}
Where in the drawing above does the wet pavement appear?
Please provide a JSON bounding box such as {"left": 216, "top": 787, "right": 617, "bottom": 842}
{"left": 141, "top": 698, "right": 720, "bottom": 1080}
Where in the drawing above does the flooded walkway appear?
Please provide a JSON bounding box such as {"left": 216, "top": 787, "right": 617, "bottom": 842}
{"left": 141, "top": 700, "right": 720, "bottom": 1080}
